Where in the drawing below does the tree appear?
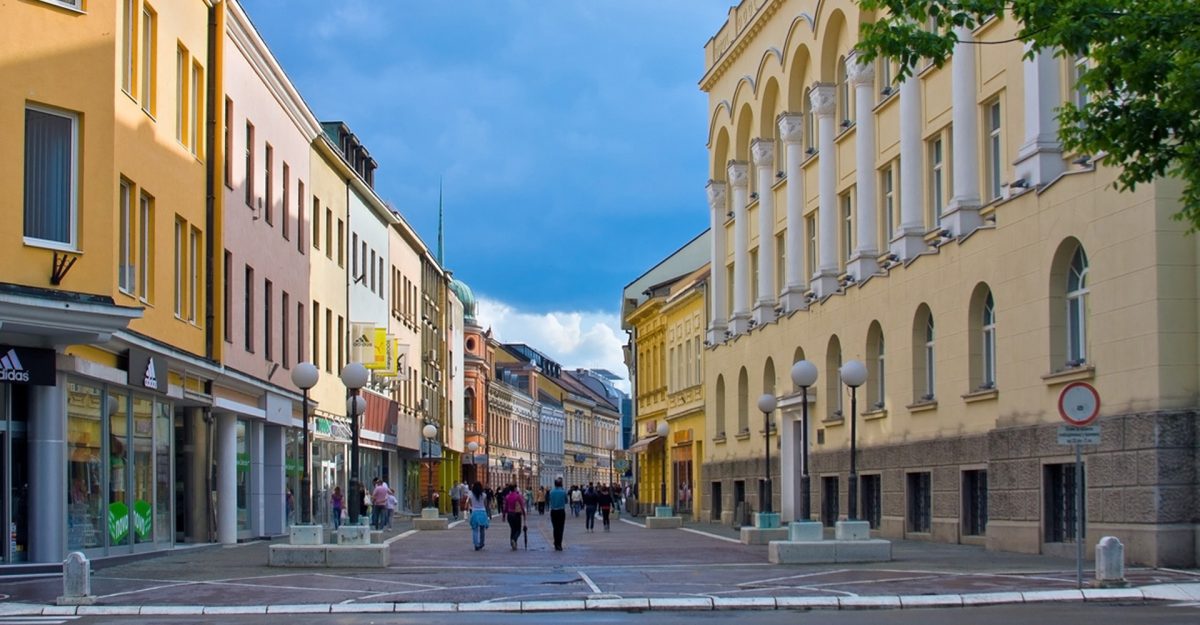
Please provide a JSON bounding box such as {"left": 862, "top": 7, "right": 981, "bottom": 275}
{"left": 855, "top": 0, "right": 1200, "bottom": 229}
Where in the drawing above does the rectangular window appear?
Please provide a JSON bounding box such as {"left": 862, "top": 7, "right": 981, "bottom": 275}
{"left": 138, "top": 192, "right": 153, "bottom": 302}
{"left": 296, "top": 302, "right": 305, "bottom": 364}
{"left": 190, "top": 62, "right": 202, "bottom": 157}
{"left": 140, "top": 5, "right": 156, "bottom": 115}
{"left": 806, "top": 214, "right": 817, "bottom": 280}
{"left": 748, "top": 249, "right": 758, "bottom": 303}
{"left": 337, "top": 219, "right": 345, "bottom": 268}
{"left": 1044, "top": 462, "right": 1084, "bottom": 543}
{"left": 223, "top": 250, "right": 232, "bottom": 343}
{"left": 325, "top": 208, "right": 332, "bottom": 258}
{"left": 1071, "top": 55, "right": 1089, "bottom": 110}
{"left": 986, "top": 100, "right": 1002, "bottom": 202}
{"left": 377, "top": 257, "right": 383, "bottom": 299}
{"left": 223, "top": 98, "right": 233, "bottom": 187}
{"left": 119, "top": 179, "right": 133, "bottom": 292}
{"left": 188, "top": 227, "right": 200, "bottom": 323}
{"left": 337, "top": 315, "right": 345, "bottom": 373}
{"left": 324, "top": 309, "right": 332, "bottom": 373}
{"left": 775, "top": 232, "right": 785, "bottom": 297}
{"left": 296, "top": 181, "right": 305, "bottom": 252}
{"left": 351, "top": 233, "right": 359, "bottom": 277}
{"left": 264, "top": 279, "right": 273, "bottom": 361}
{"left": 861, "top": 474, "right": 882, "bottom": 530}
{"left": 244, "top": 121, "right": 254, "bottom": 207}
{"left": 281, "top": 162, "right": 290, "bottom": 240}
{"left": 928, "top": 136, "right": 944, "bottom": 227}
{"left": 881, "top": 164, "right": 895, "bottom": 248}
{"left": 175, "top": 45, "right": 186, "bottom": 144}
{"left": 311, "top": 300, "right": 320, "bottom": 371}
{"left": 906, "top": 472, "right": 932, "bottom": 533}
{"left": 962, "top": 469, "right": 988, "bottom": 536}
{"left": 841, "top": 192, "right": 854, "bottom": 265}
{"left": 244, "top": 265, "right": 254, "bottom": 353}
{"left": 173, "top": 218, "right": 183, "bottom": 316}
{"left": 281, "top": 291, "right": 290, "bottom": 368}
{"left": 122, "top": 0, "right": 135, "bottom": 95}
{"left": 24, "top": 106, "right": 79, "bottom": 248}
{"left": 264, "top": 144, "right": 273, "bottom": 225}
{"left": 311, "top": 196, "right": 320, "bottom": 251}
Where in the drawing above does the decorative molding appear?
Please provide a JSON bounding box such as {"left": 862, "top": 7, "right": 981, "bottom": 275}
{"left": 906, "top": 399, "right": 939, "bottom": 414}
{"left": 751, "top": 138, "right": 775, "bottom": 167}
{"left": 809, "top": 83, "right": 836, "bottom": 117}
{"left": 777, "top": 113, "right": 804, "bottom": 144}
{"left": 727, "top": 160, "right": 750, "bottom": 189}
{"left": 1041, "top": 365, "right": 1095, "bottom": 386}
{"left": 706, "top": 180, "right": 728, "bottom": 212}
{"left": 845, "top": 51, "right": 875, "bottom": 86}
{"left": 962, "top": 388, "right": 999, "bottom": 403}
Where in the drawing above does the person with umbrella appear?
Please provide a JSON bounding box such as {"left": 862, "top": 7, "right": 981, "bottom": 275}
{"left": 503, "top": 482, "right": 527, "bottom": 551}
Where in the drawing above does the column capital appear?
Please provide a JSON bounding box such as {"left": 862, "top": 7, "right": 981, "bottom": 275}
{"left": 705, "top": 179, "right": 728, "bottom": 211}
{"left": 727, "top": 160, "right": 750, "bottom": 188}
{"left": 809, "top": 83, "right": 836, "bottom": 117}
{"left": 751, "top": 139, "right": 775, "bottom": 167}
{"left": 845, "top": 51, "right": 875, "bottom": 87}
{"left": 776, "top": 113, "right": 804, "bottom": 144}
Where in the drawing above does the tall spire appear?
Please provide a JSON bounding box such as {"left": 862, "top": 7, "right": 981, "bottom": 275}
{"left": 437, "top": 178, "right": 444, "bottom": 266}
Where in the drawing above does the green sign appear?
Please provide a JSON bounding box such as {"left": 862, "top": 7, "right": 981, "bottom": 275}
{"left": 108, "top": 502, "right": 129, "bottom": 543}
{"left": 285, "top": 457, "right": 302, "bottom": 477}
{"left": 316, "top": 418, "right": 331, "bottom": 435}
{"left": 236, "top": 452, "right": 250, "bottom": 471}
{"left": 133, "top": 500, "right": 152, "bottom": 540}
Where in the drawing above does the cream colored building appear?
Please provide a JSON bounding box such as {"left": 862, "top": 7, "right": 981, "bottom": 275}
{"left": 699, "top": 0, "right": 1198, "bottom": 566}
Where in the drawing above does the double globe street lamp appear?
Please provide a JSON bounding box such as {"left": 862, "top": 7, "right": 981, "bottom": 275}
{"left": 290, "top": 362, "right": 320, "bottom": 525}
{"left": 340, "top": 362, "right": 369, "bottom": 525}
{"left": 756, "top": 393, "right": 776, "bottom": 514}
{"left": 423, "top": 423, "right": 439, "bottom": 509}
{"left": 839, "top": 360, "right": 868, "bottom": 520}
{"left": 790, "top": 360, "right": 818, "bottom": 522}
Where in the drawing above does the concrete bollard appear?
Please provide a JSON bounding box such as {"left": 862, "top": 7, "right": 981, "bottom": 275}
{"left": 1094, "top": 536, "right": 1126, "bottom": 587}
{"left": 56, "top": 551, "right": 96, "bottom": 606}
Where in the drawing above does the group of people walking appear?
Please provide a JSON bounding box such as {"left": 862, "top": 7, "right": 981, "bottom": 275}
{"left": 463, "top": 479, "right": 625, "bottom": 551}
{"left": 326, "top": 477, "right": 397, "bottom": 531}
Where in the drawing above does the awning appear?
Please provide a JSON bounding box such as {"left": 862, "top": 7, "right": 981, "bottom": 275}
{"left": 626, "top": 435, "right": 662, "bottom": 453}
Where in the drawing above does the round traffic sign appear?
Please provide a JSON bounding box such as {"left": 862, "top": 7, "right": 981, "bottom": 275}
{"left": 1058, "top": 382, "right": 1100, "bottom": 426}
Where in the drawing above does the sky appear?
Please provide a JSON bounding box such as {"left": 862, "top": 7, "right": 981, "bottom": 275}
{"left": 244, "top": 1, "right": 732, "bottom": 386}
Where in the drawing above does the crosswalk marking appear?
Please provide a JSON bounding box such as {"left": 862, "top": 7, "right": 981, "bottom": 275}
{"left": 0, "top": 618, "right": 79, "bottom": 625}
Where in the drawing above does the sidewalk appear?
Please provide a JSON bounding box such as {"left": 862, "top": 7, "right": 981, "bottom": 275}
{"left": 1, "top": 512, "right": 1197, "bottom": 616}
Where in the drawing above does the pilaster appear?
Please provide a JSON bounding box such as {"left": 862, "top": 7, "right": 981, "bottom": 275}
{"left": 728, "top": 160, "right": 752, "bottom": 334}
{"left": 846, "top": 52, "right": 880, "bottom": 280}
{"left": 810, "top": 83, "right": 840, "bottom": 298}
{"left": 942, "top": 26, "right": 982, "bottom": 237}
{"left": 706, "top": 180, "right": 729, "bottom": 343}
{"left": 751, "top": 138, "right": 778, "bottom": 326}
{"left": 777, "top": 113, "right": 808, "bottom": 312}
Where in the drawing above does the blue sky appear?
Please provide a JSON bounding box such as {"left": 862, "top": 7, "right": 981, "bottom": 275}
{"left": 245, "top": 0, "right": 730, "bottom": 380}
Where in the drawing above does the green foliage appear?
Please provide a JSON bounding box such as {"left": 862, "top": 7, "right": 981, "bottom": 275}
{"left": 856, "top": 0, "right": 1200, "bottom": 229}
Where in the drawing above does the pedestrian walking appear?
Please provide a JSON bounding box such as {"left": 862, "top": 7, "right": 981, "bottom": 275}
{"left": 371, "top": 478, "right": 390, "bottom": 530}
{"left": 598, "top": 485, "right": 613, "bottom": 531}
{"left": 467, "top": 481, "right": 490, "bottom": 550}
{"left": 504, "top": 483, "right": 526, "bottom": 550}
{"left": 537, "top": 486, "right": 547, "bottom": 515}
{"left": 449, "top": 482, "right": 462, "bottom": 520}
{"left": 583, "top": 484, "right": 598, "bottom": 532}
{"left": 570, "top": 486, "right": 582, "bottom": 517}
{"left": 330, "top": 486, "right": 343, "bottom": 530}
{"left": 548, "top": 477, "right": 568, "bottom": 551}
{"left": 385, "top": 488, "right": 397, "bottom": 530}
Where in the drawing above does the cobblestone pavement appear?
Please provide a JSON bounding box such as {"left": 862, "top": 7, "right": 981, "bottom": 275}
{"left": 1, "top": 511, "right": 1197, "bottom": 608}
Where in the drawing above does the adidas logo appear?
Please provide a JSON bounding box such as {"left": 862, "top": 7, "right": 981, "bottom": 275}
{"left": 0, "top": 349, "right": 30, "bottom": 383}
{"left": 143, "top": 358, "right": 158, "bottom": 389}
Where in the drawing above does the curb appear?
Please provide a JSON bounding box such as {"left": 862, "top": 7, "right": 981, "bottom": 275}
{"left": 2, "top": 583, "right": 1196, "bottom": 616}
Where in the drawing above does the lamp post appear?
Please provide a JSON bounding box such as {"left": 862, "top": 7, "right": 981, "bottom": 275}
{"left": 791, "top": 360, "right": 818, "bottom": 522}
{"left": 290, "top": 363, "right": 319, "bottom": 525}
{"left": 606, "top": 438, "right": 615, "bottom": 487}
{"left": 423, "top": 423, "right": 438, "bottom": 509}
{"left": 840, "top": 360, "right": 868, "bottom": 520}
{"left": 757, "top": 393, "right": 777, "bottom": 514}
{"left": 467, "top": 440, "right": 479, "bottom": 484}
{"left": 340, "top": 363, "right": 369, "bottom": 525}
{"left": 656, "top": 421, "right": 669, "bottom": 510}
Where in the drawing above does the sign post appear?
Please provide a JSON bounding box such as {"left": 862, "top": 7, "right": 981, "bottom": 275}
{"left": 1057, "top": 381, "right": 1101, "bottom": 589}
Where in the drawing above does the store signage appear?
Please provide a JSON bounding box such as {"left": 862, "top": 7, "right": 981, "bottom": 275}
{"left": 350, "top": 322, "right": 375, "bottom": 364}
{"left": 573, "top": 453, "right": 588, "bottom": 463}
{"left": 0, "top": 345, "right": 55, "bottom": 386}
{"left": 127, "top": 349, "right": 167, "bottom": 394}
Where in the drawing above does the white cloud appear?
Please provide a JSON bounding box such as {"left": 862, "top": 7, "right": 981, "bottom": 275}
{"left": 475, "top": 297, "right": 629, "bottom": 393}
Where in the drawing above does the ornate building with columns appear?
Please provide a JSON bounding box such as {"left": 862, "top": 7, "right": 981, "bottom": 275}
{"left": 699, "top": 0, "right": 1199, "bottom": 566}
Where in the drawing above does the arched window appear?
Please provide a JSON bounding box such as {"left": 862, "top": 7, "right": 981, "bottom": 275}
{"left": 866, "top": 321, "right": 885, "bottom": 410}
{"left": 1066, "top": 247, "right": 1089, "bottom": 365}
{"left": 837, "top": 56, "right": 852, "bottom": 128}
{"left": 737, "top": 367, "right": 750, "bottom": 435}
{"left": 968, "top": 284, "right": 997, "bottom": 391}
{"left": 802, "top": 86, "right": 815, "bottom": 154}
{"left": 912, "top": 305, "right": 935, "bottom": 401}
{"left": 464, "top": 387, "right": 476, "bottom": 425}
{"left": 715, "top": 375, "right": 727, "bottom": 437}
{"left": 982, "top": 293, "right": 997, "bottom": 387}
{"left": 826, "top": 335, "right": 843, "bottom": 418}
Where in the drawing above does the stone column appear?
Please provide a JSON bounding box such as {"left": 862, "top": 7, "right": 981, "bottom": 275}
{"left": 215, "top": 412, "right": 237, "bottom": 544}
{"left": 892, "top": 73, "right": 926, "bottom": 260}
{"left": 28, "top": 375, "right": 65, "bottom": 563}
{"left": 942, "top": 26, "right": 982, "bottom": 236}
{"left": 776, "top": 113, "right": 808, "bottom": 312}
{"left": 706, "top": 180, "right": 729, "bottom": 343}
{"left": 728, "top": 160, "right": 752, "bottom": 334}
{"left": 186, "top": 407, "right": 210, "bottom": 542}
{"left": 751, "top": 138, "right": 778, "bottom": 326}
{"left": 847, "top": 52, "right": 880, "bottom": 280}
{"left": 1014, "top": 44, "right": 1064, "bottom": 188}
{"left": 810, "top": 84, "right": 840, "bottom": 298}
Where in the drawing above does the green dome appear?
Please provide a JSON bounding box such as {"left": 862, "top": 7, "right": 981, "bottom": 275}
{"left": 449, "top": 278, "right": 477, "bottom": 322}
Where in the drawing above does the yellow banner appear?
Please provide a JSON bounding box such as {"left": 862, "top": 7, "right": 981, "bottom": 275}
{"left": 374, "top": 336, "right": 399, "bottom": 377}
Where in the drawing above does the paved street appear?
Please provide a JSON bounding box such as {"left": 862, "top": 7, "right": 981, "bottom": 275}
{"left": 1, "top": 512, "right": 1197, "bottom": 613}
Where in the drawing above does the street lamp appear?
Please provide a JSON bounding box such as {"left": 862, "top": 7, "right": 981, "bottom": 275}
{"left": 290, "top": 363, "right": 319, "bottom": 525}
{"left": 790, "top": 360, "right": 818, "bottom": 522}
{"left": 422, "top": 423, "right": 438, "bottom": 510}
{"left": 467, "top": 440, "right": 479, "bottom": 483}
{"left": 656, "top": 421, "right": 669, "bottom": 510}
{"left": 606, "top": 438, "right": 616, "bottom": 487}
{"left": 840, "top": 360, "right": 868, "bottom": 520}
{"left": 340, "top": 362, "right": 369, "bottom": 525}
{"left": 757, "top": 394, "right": 777, "bottom": 515}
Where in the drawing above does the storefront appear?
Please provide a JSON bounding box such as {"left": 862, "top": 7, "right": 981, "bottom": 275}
{"left": 0, "top": 346, "right": 56, "bottom": 564}
{"left": 312, "top": 412, "right": 350, "bottom": 527}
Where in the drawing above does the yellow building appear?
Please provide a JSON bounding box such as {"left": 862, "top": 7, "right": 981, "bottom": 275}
{"left": 662, "top": 266, "right": 709, "bottom": 519}
{"left": 698, "top": 0, "right": 1199, "bottom": 566}
{"left": 1, "top": 0, "right": 214, "bottom": 564}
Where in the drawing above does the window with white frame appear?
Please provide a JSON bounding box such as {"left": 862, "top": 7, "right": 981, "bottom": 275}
{"left": 985, "top": 99, "right": 1003, "bottom": 202}
{"left": 1066, "top": 247, "right": 1089, "bottom": 365}
{"left": 876, "top": 334, "right": 886, "bottom": 407}
{"left": 173, "top": 218, "right": 183, "bottom": 316}
{"left": 119, "top": 179, "right": 133, "bottom": 292}
{"left": 877, "top": 57, "right": 894, "bottom": 99}
{"left": 775, "top": 232, "right": 785, "bottom": 297}
{"left": 140, "top": 4, "right": 156, "bottom": 115}
{"left": 806, "top": 213, "right": 817, "bottom": 280}
{"left": 803, "top": 87, "right": 815, "bottom": 154}
{"left": 189, "top": 226, "right": 200, "bottom": 322}
{"left": 190, "top": 62, "right": 202, "bottom": 157}
{"left": 837, "top": 57, "right": 852, "bottom": 128}
{"left": 749, "top": 249, "right": 759, "bottom": 303}
{"left": 1071, "top": 55, "right": 1089, "bottom": 110}
{"left": 176, "top": 45, "right": 186, "bottom": 144}
{"left": 924, "top": 315, "right": 936, "bottom": 399}
{"left": 122, "top": 0, "right": 135, "bottom": 95}
{"left": 928, "top": 134, "right": 945, "bottom": 228}
{"left": 138, "top": 191, "right": 152, "bottom": 302}
{"left": 24, "top": 106, "right": 79, "bottom": 248}
{"left": 881, "top": 162, "right": 895, "bottom": 248}
{"left": 982, "top": 292, "right": 996, "bottom": 387}
{"left": 841, "top": 192, "right": 854, "bottom": 265}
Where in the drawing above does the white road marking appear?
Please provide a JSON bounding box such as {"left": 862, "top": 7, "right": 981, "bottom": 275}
{"left": 737, "top": 569, "right": 849, "bottom": 586}
{"left": 619, "top": 518, "right": 645, "bottom": 528}
{"left": 678, "top": 527, "right": 741, "bottom": 544}
{"left": 577, "top": 570, "right": 602, "bottom": 594}
{"left": 0, "top": 618, "right": 78, "bottom": 625}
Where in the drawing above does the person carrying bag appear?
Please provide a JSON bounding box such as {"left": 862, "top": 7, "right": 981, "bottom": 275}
{"left": 467, "top": 481, "right": 490, "bottom": 551}
{"left": 504, "top": 483, "right": 526, "bottom": 550}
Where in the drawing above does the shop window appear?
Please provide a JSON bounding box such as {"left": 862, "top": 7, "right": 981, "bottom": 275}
{"left": 1044, "top": 462, "right": 1084, "bottom": 543}
{"left": 821, "top": 476, "right": 839, "bottom": 525}
{"left": 906, "top": 471, "right": 931, "bottom": 533}
{"left": 861, "top": 474, "right": 882, "bottom": 529}
{"left": 963, "top": 469, "right": 988, "bottom": 536}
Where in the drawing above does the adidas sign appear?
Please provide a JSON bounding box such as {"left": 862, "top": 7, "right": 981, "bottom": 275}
{"left": 0, "top": 349, "right": 30, "bottom": 383}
